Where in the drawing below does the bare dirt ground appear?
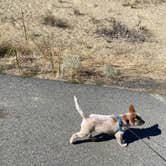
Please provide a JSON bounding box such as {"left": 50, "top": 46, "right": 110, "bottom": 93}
{"left": 0, "top": 0, "right": 166, "bottom": 93}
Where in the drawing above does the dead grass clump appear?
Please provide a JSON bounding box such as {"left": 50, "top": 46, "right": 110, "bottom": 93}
{"left": 80, "top": 69, "right": 97, "bottom": 78}
{"left": 0, "top": 43, "right": 16, "bottom": 58}
{"left": 43, "top": 14, "right": 71, "bottom": 29}
{"left": 96, "top": 19, "right": 152, "bottom": 43}
{"left": 21, "top": 66, "right": 41, "bottom": 78}
{"left": 55, "top": 18, "right": 71, "bottom": 29}
{"left": 0, "top": 41, "right": 33, "bottom": 58}
{"left": 123, "top": 0, "right": 166, "bottom": 7}
{"left": 73, "top": 8, "right": 85, "bottom": 16}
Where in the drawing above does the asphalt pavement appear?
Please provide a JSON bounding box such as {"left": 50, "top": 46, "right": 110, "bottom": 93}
{"left": 0, "top": 75, "right": 166, "bottom": 166}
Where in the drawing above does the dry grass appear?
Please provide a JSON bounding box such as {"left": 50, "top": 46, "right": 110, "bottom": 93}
{"left": 0, "top": 0, "right": 166, "bottom": 92}
{"left": 43, "top": 13, "right": 72, "bottom": 29}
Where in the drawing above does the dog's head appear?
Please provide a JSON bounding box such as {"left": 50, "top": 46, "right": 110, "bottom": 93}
{"left": 122, "top": 105, "right": 145, "bottom": 126}
{"left": 127, "top": 105, "right": 145, "bottom": 126}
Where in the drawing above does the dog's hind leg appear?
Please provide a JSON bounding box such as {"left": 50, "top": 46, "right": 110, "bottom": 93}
{"left": 70, "top": 131, "right": 90, "bottom": 144}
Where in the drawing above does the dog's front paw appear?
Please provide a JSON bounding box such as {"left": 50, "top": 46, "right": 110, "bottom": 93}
{"left": 117, "top": 140, "right": 128, "bottom": 147}
{"left": 119, "top": 143, "right": 127, "bottom": 147}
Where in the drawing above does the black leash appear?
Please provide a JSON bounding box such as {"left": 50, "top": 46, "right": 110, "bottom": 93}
{"left": 127, "top": 128, "right": 166, "bottom": 163}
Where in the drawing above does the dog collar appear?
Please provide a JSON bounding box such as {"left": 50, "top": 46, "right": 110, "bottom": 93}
{"left": 116, "top": 115, "right": 124, "bottom": 132}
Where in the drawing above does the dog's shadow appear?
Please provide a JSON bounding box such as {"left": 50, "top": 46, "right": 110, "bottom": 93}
{"left": 74, "top": 124, "right": 161, "bottom": 145}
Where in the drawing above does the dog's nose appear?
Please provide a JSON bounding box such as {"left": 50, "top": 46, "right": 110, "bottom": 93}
{"left": 142, "top": 120, "right": 145, "bottom": 124}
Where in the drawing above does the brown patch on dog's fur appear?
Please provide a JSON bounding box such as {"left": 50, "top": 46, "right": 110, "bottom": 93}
{"left": 121, "top": 114, "right": 129, "bottom": 125}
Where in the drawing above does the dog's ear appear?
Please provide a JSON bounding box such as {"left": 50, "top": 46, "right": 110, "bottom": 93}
{"left": 129, "top": 104, "right": 136, "bottom": 113}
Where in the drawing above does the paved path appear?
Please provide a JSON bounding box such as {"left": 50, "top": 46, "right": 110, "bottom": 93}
{"left": 0, "top": 75, "right": 166, "bottom": 166}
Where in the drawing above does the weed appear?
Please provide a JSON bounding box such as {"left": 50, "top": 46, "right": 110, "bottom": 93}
{"left": 61, "top": 54, "right": 81, "bottom": 81}
{"left": 0, "top": 44, "right": 13, "bottom": 58}
{"left": 103, "top": 64, "right": 120, "bottom": 79}
{"left": 34, "top": 35, "right": 63, "bottom": 78}
{"left": 56, "top": 49, "right": 62, "bottom": 79}
{"left": 21, "top": 9, "right": 28, "bottom": 42}
{"left": 95, "top": 18, "right": 152, "bottom": 43}
{"left": 15, "top": 50, "right": 22, "bottom": 74}
{"left": 49, "top": 48, "right": 56, "bottom": 77}
{"left": 43, "top": 14, "right": 71, "bottom": 29}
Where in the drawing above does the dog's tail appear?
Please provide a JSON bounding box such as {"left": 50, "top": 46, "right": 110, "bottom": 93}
{"left": 74, "top": 96, "right": 87, "bottom": 119}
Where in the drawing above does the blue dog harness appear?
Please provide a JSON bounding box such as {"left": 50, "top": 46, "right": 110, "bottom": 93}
{"left": 116, "top": 115, "right": 124, "bottom": 132}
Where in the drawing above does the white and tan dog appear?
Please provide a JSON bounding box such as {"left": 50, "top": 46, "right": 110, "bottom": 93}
{"left": 70, "top": 96, "right": 145, "bottom": 147}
